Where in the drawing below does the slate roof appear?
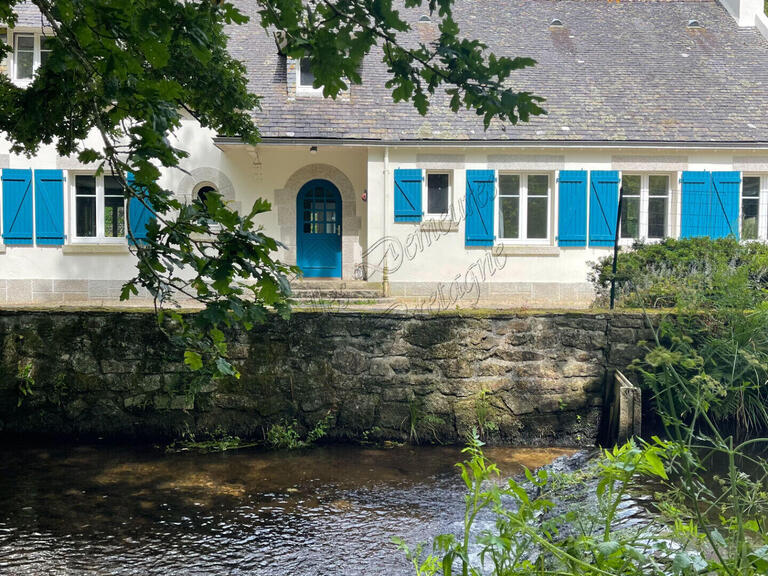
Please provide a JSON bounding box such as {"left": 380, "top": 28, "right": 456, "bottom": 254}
{"left": 228, "top": 0, "right": 768, "bottom": 144}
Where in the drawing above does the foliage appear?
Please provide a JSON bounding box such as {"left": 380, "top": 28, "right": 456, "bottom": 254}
{"left": 16, "top": 360, "right": 34, "bottom": 407}
{"left": 266, "top": 412, "right": 333, "bottom": 450}
{"left": 588, "top": 238, "right": 768, "bottom": 309}
{"left": 404, "top": 397, "right": 445, "bottom": 445}
{"left": 474, "top": 389, "right": 498, "bottom": 440}
{"left": 166, "top": 427, "right": 257, "bottom": 453}
{"left": 0, "top": 0, "right": 544, "bottom": 383}
{"left": 395, "top": 432, "right": 680, "bottom": 576}
{"left": 622, "top": 241, "right": 768, "bottom": 437}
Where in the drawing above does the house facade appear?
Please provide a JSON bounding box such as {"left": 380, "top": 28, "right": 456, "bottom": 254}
{"left": 1, "top": 0, "right": 768, "bottom": 306}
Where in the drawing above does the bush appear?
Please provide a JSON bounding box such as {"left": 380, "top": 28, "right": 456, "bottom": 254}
{"left": 588, "top": 237, "right": 768, "bottom": 308}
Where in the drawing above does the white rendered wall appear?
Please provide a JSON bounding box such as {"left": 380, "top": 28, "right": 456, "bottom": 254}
{"left": 363, "top": 146, "right": 768, "bottom": 306}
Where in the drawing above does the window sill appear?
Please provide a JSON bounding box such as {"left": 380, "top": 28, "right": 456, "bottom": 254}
{"left": 420, "top": 219, "right": 460, "bottom": 233}
{"left": 296, "top": 87, "right": 325, "bottom": 97}
{"left": 62, "top": 243, "right": 130, "bottom": 254}
{"left": 495, "top": 245, "right": 560, "bottom": 256}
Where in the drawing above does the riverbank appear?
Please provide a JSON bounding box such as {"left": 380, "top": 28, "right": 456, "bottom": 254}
{"left": 0, "top": 309, "right": 653, "bottom": 446}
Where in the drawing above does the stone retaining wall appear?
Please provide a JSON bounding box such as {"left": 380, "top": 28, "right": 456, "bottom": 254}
{"left": 0, "top": 310, "right": 652, "bottom": 446}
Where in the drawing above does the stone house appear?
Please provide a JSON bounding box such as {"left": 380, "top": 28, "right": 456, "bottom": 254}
{"left": 1, "top": 0, "right": 768, "bottom": 307}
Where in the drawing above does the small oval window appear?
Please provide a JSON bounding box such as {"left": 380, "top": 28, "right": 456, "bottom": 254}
{"left": 197, "top": 185, "right": 216, "bottom": 204}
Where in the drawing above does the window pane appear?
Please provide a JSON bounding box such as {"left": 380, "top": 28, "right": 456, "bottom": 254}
{"left": 499, "top": 174, "right": 520, "bottom": 196}
{"left": 622, "top": 175, "right": 641, "bottom": 196}
{"left": 15, "top": 35, "right": 33, "bottom": 50}
{"left": 648, "top": 197, "right": 667, "bottom": 239}
{"left": 499, "top": 197, "right": 519, "bottom": 239}
{"left": 528, "top": 174, "right": 548, "bottom": 196}
{"left": 104, "top": 196, "right": 125, "bottom": 237}
{"left": 621, "top": 197, "right": 640, "bottom": 239}
{"left": 527, "top": 196, "right": 548, "bottom": 239}
{"left": 14, "top": 34, "right": 33, "bottom": 80}
{"left": 743, "top": 176, "right": 760, "bottom": 198}
{"left": 649, "top": 175, "right": 669, "bottom": 197}
{"left": 104, "top": 175, "right": 123, "bottom": 197}
{"left": 40, "top": 36, "right": 53, "bottom": 68}
{"left": 427, "top": 173, "right": 449, "bottom": 214}
{"left": 742, "top": 198, "right": 759, "bottom": 240}
{"left": 299, "top": 58, "right": 315, "bottom": 87}
{"left": 75, "top": 175, "right": 96, "bottom": 196}
{"left": 76, "top": 197, "right": 96, "bottom": 237}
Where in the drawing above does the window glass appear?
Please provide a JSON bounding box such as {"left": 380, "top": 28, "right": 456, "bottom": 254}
{"left": 75, "top": 175, "right": 96, "bottom": 237}
{"left": 648, "top": 175, "right": 669, "bottom": 240}
{"left": 40, "top": 36, "right": 53, "bottom": 68}
{"left": 427, "top": 173, "right": 449, "bottom": 215}
{"left": 14, "top": 34, "right": 34, "bottom": 80}
{"left": 498, "top": 174, "right": 519, "bottom": 239}
{"left": 742, "top": 177, "right": 761, "bottom": 240}
{"left": 648, "top": 198, "right": 667, "bottom": 239}
{"left": 621, "top": 175, "right": 641, "bottom": 239}
{"left": 649, "top": 175, "right": 669, "bottom": 197}
{"left": 527, "top": 175, "right": 548, "bottom": 239}
{"left": 103, "top": 176, "right": 125, "bottom": 238}
{"left": 299, "top": 58, "right": 315, "bottom": 87}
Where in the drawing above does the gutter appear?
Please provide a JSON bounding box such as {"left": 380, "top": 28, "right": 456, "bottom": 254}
{"left": 214, "top": 136, "right": 768, "bottom": 151}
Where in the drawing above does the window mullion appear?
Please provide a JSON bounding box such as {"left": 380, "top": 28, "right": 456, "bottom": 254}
{"left": 520, "top": 175, "right": 528, "bottom": 240}
{"left": 640, "top": 175, "right": 649, "bottom": 240}
{"left": 547, "top": 178, "right": 552, "bottom": 242}
{"left": 761, "top": 177, "right": 768, "bottom": 240}
{"left": 96, "top": 176, "right": 105, "bottom": 238}
{"left": 33, "top": 33, "right": 39, "bottom": 73}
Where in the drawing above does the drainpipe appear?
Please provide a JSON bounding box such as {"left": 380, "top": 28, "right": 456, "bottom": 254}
{"left": 382, "top": 146, "right": 391, "bottom": 297}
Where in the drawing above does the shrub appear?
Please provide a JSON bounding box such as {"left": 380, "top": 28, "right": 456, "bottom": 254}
{"left": 588, "top": 237, "right": 768, "bottom": 309}
{"left": 266, "top": 412, "right": 333, "bottom": 450}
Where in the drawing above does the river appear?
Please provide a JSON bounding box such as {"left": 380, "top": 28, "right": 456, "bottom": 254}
{"left": 0, "top": 443, "right": 573, "bottom": 575}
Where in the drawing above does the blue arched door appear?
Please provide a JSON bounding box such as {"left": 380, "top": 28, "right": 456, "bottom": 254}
{"left": 297, "top": 179, "right": 342, "bottom": 278}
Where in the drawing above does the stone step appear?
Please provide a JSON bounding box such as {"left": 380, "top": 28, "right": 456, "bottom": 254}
{"left": 290, "top": 288, "right": 383, "bottom": 301}
{"left": 290, "top": 279, "right": 383, "bottom": 291}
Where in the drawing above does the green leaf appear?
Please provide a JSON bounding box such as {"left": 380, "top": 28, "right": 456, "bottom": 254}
{"left": 184, "top": 350, "right": 203, "bottom": 371}
{"left": 596, "top": 540, "right": 620, "bottom": 557}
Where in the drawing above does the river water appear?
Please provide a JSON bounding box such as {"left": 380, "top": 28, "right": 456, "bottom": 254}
{"left": 0, "top": 443, "right": 572, "bottom": 576}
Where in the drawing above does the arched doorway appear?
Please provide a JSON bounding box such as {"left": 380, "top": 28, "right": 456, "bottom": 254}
{"left": 296, "top": 179, "right": 342, "bottom": 278}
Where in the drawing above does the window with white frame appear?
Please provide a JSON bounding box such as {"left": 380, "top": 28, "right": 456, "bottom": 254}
{"left": 73, "top": 174, "right": 126, "bottom": 241}
{"left": 741, "top": 176, "right": 761, "bottom": 240}
{"left": 620, "top": 174, "right": 670, "bottom": 241}
{"left": 10, "top": 31, "right": 53, "bottom": 83}
{"left": 425, "top": 171, "right": 451, "bottom": 217}
{"left": 296, "top": 57, "right": 322, "bottom": 94}
{"left": 497, "top": 173, "right": 551, "bottom": 242}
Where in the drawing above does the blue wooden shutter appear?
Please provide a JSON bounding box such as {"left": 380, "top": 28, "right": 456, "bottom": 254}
{"left": 34, "top": 169, "right": 65, "bottom": 245}
{"left": 394, "top": 168, "right": 422, "bottom": 222}
{"left": 465, "top": 169, "right": 495, "bottom": 246}
{"left": 126, "top": 172, "right": 155, "bottom": 244}
{"left": 681, "top": 171, "right": 712, "bottom": 238}
{"left": 2, "top": 169, "right": 33, "bottom": 245}
{"left": 557, "top": 170, "right": 587, "bottom": 246}
{"left": 711, "top": 171, "right": 740, "bottom": 239}
{"left": 588, "top": 171, "right": 619, "bottom": 246}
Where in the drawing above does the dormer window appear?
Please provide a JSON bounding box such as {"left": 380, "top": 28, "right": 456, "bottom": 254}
{"left": 296, "top": 57, "right": 323, "bottom": 95}
{"left": 299, "top": 58, "right": 314, "bottom": 87}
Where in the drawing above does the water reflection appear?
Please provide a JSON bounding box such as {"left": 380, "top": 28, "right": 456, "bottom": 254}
{"left": 0, "top": 444, "right": 573, "bottom": 575}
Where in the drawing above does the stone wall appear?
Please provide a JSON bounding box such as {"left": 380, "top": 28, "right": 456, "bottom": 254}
{"left": 0, "top": 310, "right": 652, "bottom": 446}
